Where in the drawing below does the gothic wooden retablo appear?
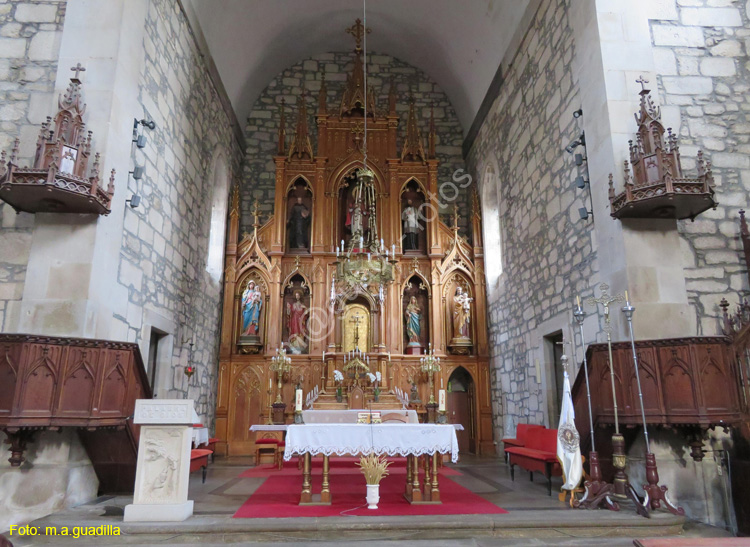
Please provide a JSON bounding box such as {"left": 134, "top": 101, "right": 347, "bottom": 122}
{"left": 0, "top": 64, "right": 115, "bottom": 215}
{"left": 215, "top": 20, "right": 493, "bottom": 457}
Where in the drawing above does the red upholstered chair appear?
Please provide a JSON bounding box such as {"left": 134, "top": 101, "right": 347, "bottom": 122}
{"left": 190, "top": 449, "right": 213, "bottom": 483}
{"left": 501, "top": 423, "right": 544, "bottom": 463}
{"left": 255, "top": 438, "right": 280, "bottom": 467}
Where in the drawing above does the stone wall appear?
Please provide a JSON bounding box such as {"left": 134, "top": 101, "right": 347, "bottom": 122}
{"left": 649, "top": 0, "right": 750, "bottom": 334}
{"left": 0, "top": 0, "right": 66, "bottom": 333}
{"left": 242, "top": 52, "right": 469, "bottom": 237}
{"left": 467, "top": 0, "right": 598, "bottom": 442}
{"left": 0, "top": 429, "right": 97, "bottom": 533}
{"left": 115, "top": 0, "right": 242, "bottom": 421}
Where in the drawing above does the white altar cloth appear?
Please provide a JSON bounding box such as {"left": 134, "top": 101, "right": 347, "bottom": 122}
{"left": 283, "top": 423, "right": 459, "bottom": 463}
{"left": 191, "top": 426, "right": 209, "bottom": 447}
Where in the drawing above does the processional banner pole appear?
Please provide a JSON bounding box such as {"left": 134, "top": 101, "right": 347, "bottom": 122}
{"left": 621, "top": 292, "right": 685, "bottom": 516}
{"left": 588, "top": 283, "right": 648, "bottom": 517}
{"left": 572, "top": 297, "right": 618, "bottom": 511}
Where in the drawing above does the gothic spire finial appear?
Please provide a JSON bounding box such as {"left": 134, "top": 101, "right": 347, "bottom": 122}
{"left": 288, "top": 93, "right": 313, "bottom": 161}
{"left": 400, "top": 94, "right": 426, "bottom": 163}
{"left": 318, "top": 66, "right": 327, "bottom": 116}
{"left": 277, "top": 98, "right": 286, "bottom": 155}
{"left": 428, "top": 103, "right": 436, "bottom": 159}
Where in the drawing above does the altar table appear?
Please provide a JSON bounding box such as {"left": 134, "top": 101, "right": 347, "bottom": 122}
{"left": 283, "top": 423, "right": 459, "bottom": 505}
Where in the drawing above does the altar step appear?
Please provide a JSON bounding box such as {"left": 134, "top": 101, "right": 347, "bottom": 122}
{"left": 20, "top": 505, "right": 686, "bottom": 545}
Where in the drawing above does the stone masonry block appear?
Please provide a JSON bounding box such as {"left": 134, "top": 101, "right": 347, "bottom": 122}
{"left": 680, "top": 7, "right": 742, "bottom": 27}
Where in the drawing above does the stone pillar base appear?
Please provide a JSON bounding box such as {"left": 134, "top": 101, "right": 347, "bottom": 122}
{"left": 123, "top": 501, "right": 193, "bottom": 522}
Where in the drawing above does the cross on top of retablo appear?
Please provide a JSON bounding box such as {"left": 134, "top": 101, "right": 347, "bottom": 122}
{"left": 346, "top": 18, "right": 371, "bottom": 52}
{"left": 70, "top": 63, "right": 86, "bottom": 82}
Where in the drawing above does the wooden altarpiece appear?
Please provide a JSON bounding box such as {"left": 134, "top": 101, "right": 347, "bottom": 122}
{"left": 215, "top": 20, "right": 493, "bottom": 457}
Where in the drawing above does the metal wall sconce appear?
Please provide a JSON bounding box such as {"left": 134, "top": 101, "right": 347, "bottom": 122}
{"left": 126, "top": 195, "right": 141, "bottom": 208}
{"left": 567, "top": 110, "right": 593, "bottom": 223}
{"left": 132, "top": 118, "right": 156, "bottom": 149}
{"left": 130, "top": 165, "right": 144, "bottom": 180}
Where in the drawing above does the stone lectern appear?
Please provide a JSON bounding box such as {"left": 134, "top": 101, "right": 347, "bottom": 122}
{"left": 123, "top": 399, "right": 196, "bottom": 522}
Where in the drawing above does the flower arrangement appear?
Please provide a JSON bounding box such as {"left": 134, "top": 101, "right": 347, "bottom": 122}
{"left": 366, "top": 371, "right": 381, "bottom": 399}
{"left": 357, "top": 453, "right": 391, "bottom": 485}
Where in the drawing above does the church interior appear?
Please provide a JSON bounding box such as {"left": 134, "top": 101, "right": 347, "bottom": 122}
{"left": 1, "top": 0, "right": 750, "bottom": 544}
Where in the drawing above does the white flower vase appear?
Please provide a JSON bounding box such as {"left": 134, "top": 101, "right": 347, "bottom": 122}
{"left": 366, "top": 483, "right": 380, "bottom": 509}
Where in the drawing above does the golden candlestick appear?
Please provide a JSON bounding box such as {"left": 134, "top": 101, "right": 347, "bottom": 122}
{"left": 420, "top": 343, "right": 441, "bottom": 405}
{"left": 270, "top": 346, "right": 292, "bottom": 404}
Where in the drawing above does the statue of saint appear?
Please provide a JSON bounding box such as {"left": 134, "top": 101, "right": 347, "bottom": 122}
{"left": 350, "top": 201, "right": 364, "bottom": 239}
{"left": 287, "top": 196, "right": 310, "bottom": 249}
{"left": 452, "top": 286, "right": 473, "bottom": 340}
{"left": 242, "top": 281, "right": 262, "bottom": 336}
{"left": 286, "top": 290, "right": 309, "bottom": 354}
{"left": 404, "top": 296, "right": 422, "bottom": 345}
{"left": 401, "top": 199, "right": 420, "bottom": 250}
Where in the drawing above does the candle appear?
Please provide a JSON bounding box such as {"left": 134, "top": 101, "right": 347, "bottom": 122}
{"left": 336, "top": 245, "right": 339, "bottom": 257}
{"left": 576, "top": 295, "right": 581, "bottom": 308}
{"left": 341, "top": 239, "right": 345, "bottom": 251}
{"left": 295, "top": 389, "right": 303, "bottom": 412}
{"left": 625, "top": 290, "right": 629, "bottom": 303}
{"left": 392, "top": 244, "right": 396, "bottom": 256}
{"left": 360, "top": 236, "right": 364, "bottom": 250}
{"left": 438, "top": 390, "right": 446, "bottom": 412}
{"left": 367, "top": 253, "right": 371, "bottom": 261}
{"left": 269, "top": 377, "right": 272, "bottom": 390}
{"left": 441, "top": 376, "right": 444, "bottom": 389}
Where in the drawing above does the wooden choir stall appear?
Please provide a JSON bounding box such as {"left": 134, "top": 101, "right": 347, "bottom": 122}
{"left": 214, "top": 20, "right": 494, "bottom": 461}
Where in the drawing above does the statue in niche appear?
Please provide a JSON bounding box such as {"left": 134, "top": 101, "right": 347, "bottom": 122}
{"left": 285, "top": 289, "right": 309, "bottom": 354}
{"left": 242, "top": 281, "right": 263, "bottom": 338}
{"left": 451, "top": 286, "right": 472, "bottom": 340}
{"left": 402, "top": 199, "right": 421, "bottom": 251}
{"left": 287, "top": 196, "right": 310, "bottom": 250}
{"left": 404, "top": 296, "right": 423, "bottom": 354}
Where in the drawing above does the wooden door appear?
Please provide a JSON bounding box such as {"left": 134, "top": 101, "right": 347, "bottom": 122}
{"left": 449, "top": 391, "right": 470, "bottom": 453}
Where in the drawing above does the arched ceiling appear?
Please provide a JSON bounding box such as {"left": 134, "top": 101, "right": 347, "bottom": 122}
{"left": 187, "top": 0, "right": 531, "bottom": 135}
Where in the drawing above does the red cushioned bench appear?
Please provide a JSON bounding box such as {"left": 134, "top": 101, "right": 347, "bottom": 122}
{"left": 501, "top": 423, "right": 544, "bottom": 463}
{"left": 505, "top": 427, "right": 562, "bottom": 496}
{"left": 190, "top": 449, "right": 213, "bottom": 483}
{"left": 199, "top": 437, "right": 219, "bottom": 463}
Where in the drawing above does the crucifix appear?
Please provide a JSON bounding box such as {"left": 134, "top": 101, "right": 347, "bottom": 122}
{"left": 70, "top": 63, "right": 86, "bottom": 82}
{"left": 636, "top": 75, "right": 649, "bottom": 91}
{"left": 349, "top": 313, "right": 362, "bottom": 349}
{"left": 346, "top": 18, "right": 371, "bottom": 53}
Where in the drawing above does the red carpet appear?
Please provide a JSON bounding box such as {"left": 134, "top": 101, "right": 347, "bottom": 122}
{"left": 233, "top": 459, "right": 508, "bottom": 518}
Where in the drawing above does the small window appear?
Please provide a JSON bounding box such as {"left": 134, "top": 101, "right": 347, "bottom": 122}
{"left": 482, "top": 166, "right": 502, "bottom": 284}
{"left": 206, "top": 155, "right": 230, "bottom": 281}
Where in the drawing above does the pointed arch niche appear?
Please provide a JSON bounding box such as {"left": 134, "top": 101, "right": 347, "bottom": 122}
{"left": 282, "top": 273, "right": 311, "bottom": 355}
{"left": 400, "top": 178, "right": 427, "bottom": 255}
{"left": 447, "top": 366, "right": 476, "bottom": 454}
{"left": 285, "top": 177, "right": 312, "bottom": 253}
{"left": 402, "top": 274, "right": 430, "bottom": 354}
{"left": 236, "top": 269, "right": 270, "bottom": 353}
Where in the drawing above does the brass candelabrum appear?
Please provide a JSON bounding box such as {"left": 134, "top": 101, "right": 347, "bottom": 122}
{"left": 270, "top": 346, "right": 292, "bottom": 404}
{"left": 420, "top": 343, "right": 441, "bottom": 405}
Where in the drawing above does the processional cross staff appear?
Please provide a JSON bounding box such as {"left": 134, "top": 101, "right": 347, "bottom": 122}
{"left": 572, "top": 297, "right": 618, "bottom": 511}
{"left": 587, "top": 284, "right": 648, "bottom": 517}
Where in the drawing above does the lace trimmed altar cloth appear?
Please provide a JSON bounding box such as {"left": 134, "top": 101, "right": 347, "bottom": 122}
{"left": 283, "top": 423, "right": 460, "bottom": 463}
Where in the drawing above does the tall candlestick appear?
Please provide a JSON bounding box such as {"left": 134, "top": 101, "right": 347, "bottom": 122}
{"left": 392, "top": 244, "right": 396, "bottom": 256}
